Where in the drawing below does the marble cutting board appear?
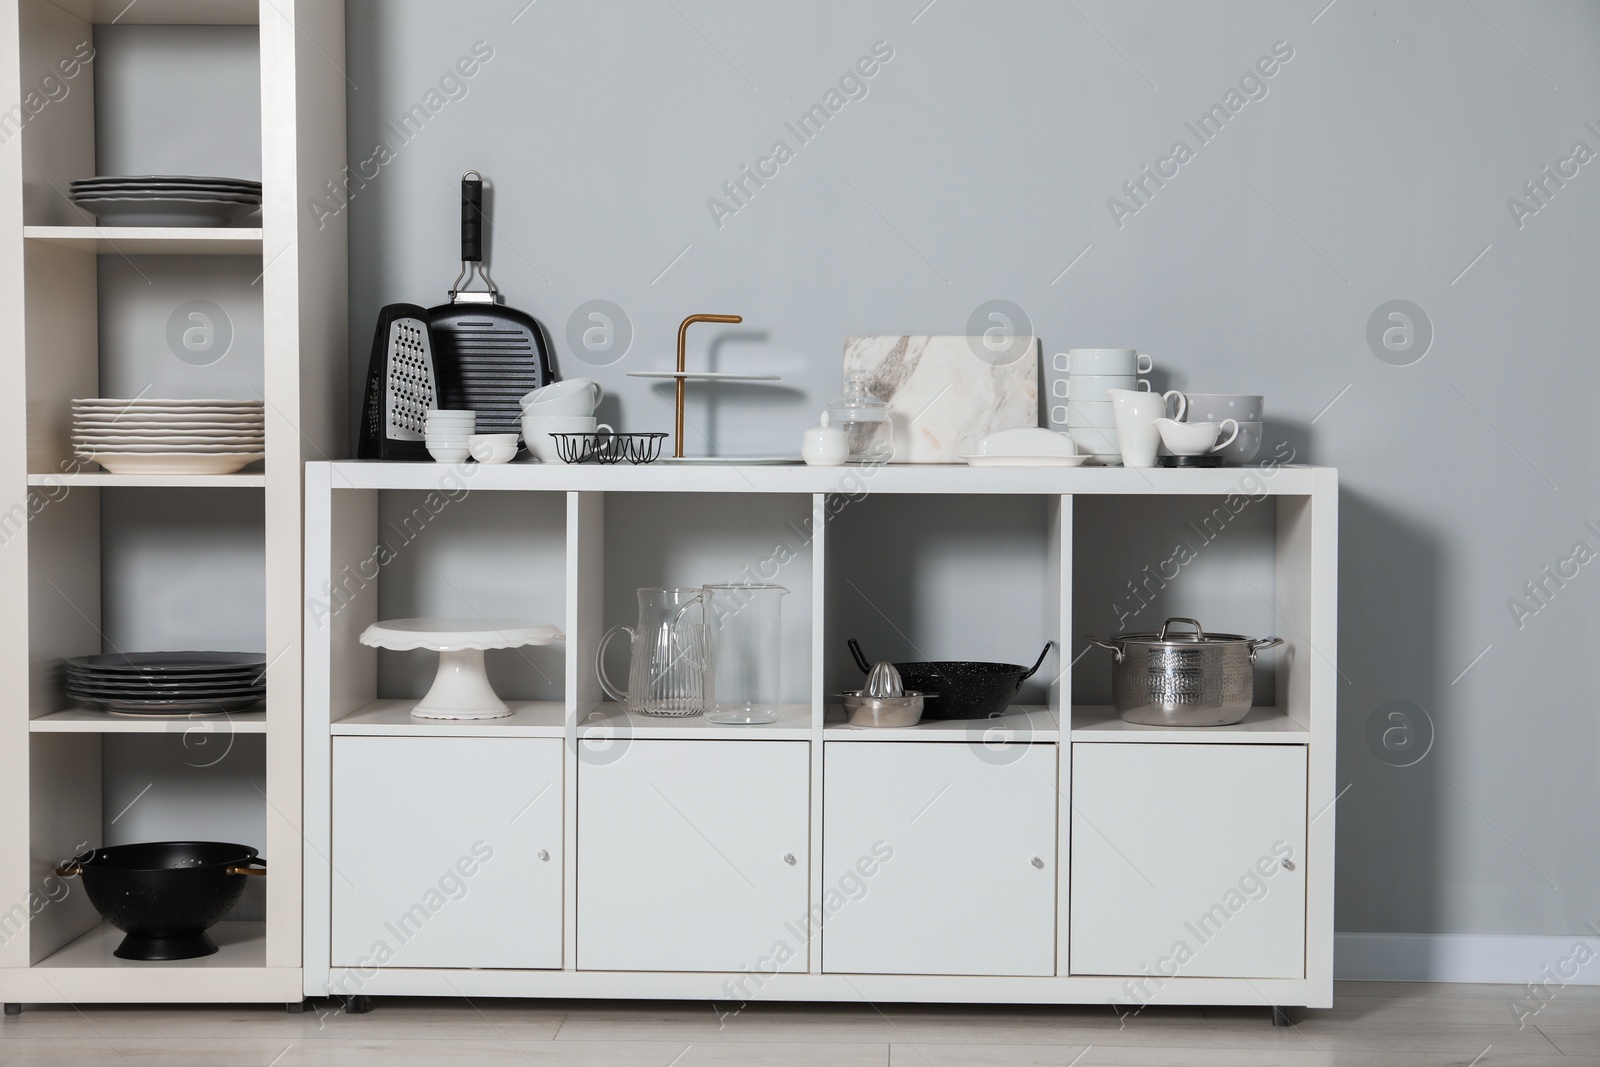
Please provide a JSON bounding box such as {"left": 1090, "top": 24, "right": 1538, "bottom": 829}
{"left": 842, "top": 335, "right": 1040, "bottom": 463}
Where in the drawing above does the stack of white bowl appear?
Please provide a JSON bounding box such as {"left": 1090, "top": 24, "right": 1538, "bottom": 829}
{"left": 1182, "top": 394, "right": 1264, "bottom": 466}
{"left": 1056, "top": 349, "right": 1155, "bottom": 466}
{"left": 520, "top": 379, "right": 605, "bottom": 464}
{"left": 424, "top": 410, "right": 475, "bottom": 463}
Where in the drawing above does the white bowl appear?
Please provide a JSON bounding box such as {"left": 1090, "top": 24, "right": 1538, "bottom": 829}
{"left": 520, "top": 378, "right": 603, "bottom": 416}
{"left": 468, "top": 433, "right": 520, "bottom": 464}
{"left": 427, "top": 444, "right": 470, "bottom": 463}
{"left": 975, "top": 427, "right": 1076, "bottom": 458}
{"left": 1060, "top": 374, "right": 1144, "bottom": 404}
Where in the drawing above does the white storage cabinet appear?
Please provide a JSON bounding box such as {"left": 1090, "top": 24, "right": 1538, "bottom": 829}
{"left": 332, "top": 737, "right": 562, "bottom": 971}
{"left": 303, "top": 466, "right": 1336, "bottom": 1011}
{"left": 822, "top": 740, "right": 1057, "bottom": 976}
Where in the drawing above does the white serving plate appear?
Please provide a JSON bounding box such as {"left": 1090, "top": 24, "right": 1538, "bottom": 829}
{"left": 962, "top": 454, "right": 1091, "bottom": 467}
{"left": 657, "top": 455, "right": 803, "bottom": 465}
{"left": 88, "top": 453, "right": 263, "bottom": 475}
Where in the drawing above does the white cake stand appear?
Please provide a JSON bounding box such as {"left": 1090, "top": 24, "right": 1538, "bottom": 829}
{"left": 359, "top": 618, "right": 564, "bottom": 720}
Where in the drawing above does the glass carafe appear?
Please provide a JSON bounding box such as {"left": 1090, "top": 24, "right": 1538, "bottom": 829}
{"left": 825, "top": 372, "right": 893, "bottom": 464}
{"left": 700, "top": 583, "right": 789, "bottom": 724}
{"left": 596, "top": 588, "right": 707, "bottom": 716}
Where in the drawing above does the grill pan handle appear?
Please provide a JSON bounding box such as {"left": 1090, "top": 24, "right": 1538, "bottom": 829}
{"left": 461, "top": 171, "right": 483, "bottom": 264}
{"left": 847, "top": 638, "right": 873, "bottom": 675}
{"left": 1017, "top": 641, "right": 1053, "bottom": 686}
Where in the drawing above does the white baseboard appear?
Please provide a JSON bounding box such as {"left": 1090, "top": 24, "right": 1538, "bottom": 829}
{"left": 1336, "top": 932, "right": 1600, "bottom": 985}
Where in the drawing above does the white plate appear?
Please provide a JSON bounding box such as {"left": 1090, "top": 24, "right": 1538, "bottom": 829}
{"left": 962, "top": 454, "right": 1092, "bottom": 467}
{"left": 89, "top": 453, "right": 263, "bottom": 475}
{"left": 627, "top": 372, "right": 783, "bottom": 381}
{"left": 74, "top": 398, "right": 262, "bottom": 407}
{"left": 75, "top": 432, "right": 264, "bottom": 440}
{"left": 78, "top": 445, "right": 267, "bottom": 454}
{"left": 75, "top": 415, "right": 265, "bottom": 425}
{"left": 656, "top": 455, "right": 803, "bottom": 465}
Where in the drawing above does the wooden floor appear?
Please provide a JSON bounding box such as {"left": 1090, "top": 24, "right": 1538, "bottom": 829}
{"left": 2, "top": 982, "right": 1598, "bottom": 1065}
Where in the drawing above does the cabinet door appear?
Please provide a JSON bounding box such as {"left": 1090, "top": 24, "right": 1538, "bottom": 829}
{"left": 822, "top": 741, "right": 1057, "bottom": 976}
{"left": 577, "top": 739, "right": 810, "bottom": 972}
{"left": 1070, "top": 743, "right": 1307, "bottom": 978}
{"left": 332, "top": 737, "right": 563, "bottom": 969}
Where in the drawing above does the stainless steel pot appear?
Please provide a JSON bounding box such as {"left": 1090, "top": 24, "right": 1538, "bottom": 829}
{"left": 1086, "top": 617, "right": 1283, "bottom": 727}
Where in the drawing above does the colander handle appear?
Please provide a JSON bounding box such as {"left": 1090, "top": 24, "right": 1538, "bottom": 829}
{"left": 847, "top": 638, "right": 873, "bottom": 675}
{"left": 53, "top": 862, "right": 81, "bottom": 877}
{"left": 227, "top": 860, "right": 268, "bottom": 877}
{"left": 1018, "top": 641, "right": 1054, "bottom": 683}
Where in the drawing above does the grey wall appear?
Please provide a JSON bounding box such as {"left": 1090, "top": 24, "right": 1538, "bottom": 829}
{"left": 344, "top": 0, "right": 1600, "bottom": 938}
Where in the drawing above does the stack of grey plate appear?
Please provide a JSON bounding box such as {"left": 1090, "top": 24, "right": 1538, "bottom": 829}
{"left": 68, "top": 175, "right": 262, "bottom": 227}
{"left": 65, "top": 652, "right": 267, "bottom": 715}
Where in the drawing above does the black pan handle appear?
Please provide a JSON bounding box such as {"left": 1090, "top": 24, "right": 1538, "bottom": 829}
{"left": 1015, "top": 641, "right": 1054, "bottom": 688}
{"left": 847, "top": 638, "right": 872, "bottom": 675}
{"left": 461, "top": 171, "right": 484, "bottom": 264}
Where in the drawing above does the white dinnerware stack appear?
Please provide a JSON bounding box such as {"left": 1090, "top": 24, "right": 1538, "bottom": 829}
{"left": 1051, "top": 349, "right": 1155, "bottom": 465}
{"left": 72, "top": 398, "right": 265, "bottom": 475}
{"left": 425, "top": 410, "right": 475, "bottom": 463}
{"left": 520, "top": 379, "right": 605, "bottom": 463}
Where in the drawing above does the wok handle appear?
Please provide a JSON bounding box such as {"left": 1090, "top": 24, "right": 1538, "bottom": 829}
{"left": 1248, "top": 636, "right": 1285, "bottom": 664}
{"left": 1017, "top": 641, "right": 1054, "bottom": 684}
{"left": 1085, "top": 636, "right": 1125, "bottom": 663}
{"left": 461, "top": 171, "right": 484, "bottom": 264}
{"left": 227, "top": 860, "right": 268, "bottom": 877}
{"left": 847, "top": 638, "right": 873, "bottom": 675}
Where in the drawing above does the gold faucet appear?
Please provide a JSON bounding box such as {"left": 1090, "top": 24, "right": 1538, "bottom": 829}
{"left": 674, "top": 313, "right": 743, "bottom": 458}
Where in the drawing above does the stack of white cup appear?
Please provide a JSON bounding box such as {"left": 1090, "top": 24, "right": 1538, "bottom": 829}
{"left": 520, "top": 379, "right": 609, "bottom": 464}
{"left": 425, "top": 409, "right": 475, "bottom": 463}
{"left": 1056, "top": 349, "right": 1155, "bottom": 465}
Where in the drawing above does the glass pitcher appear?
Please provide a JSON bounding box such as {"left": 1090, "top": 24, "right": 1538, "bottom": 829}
{"left": 699, "top": 583, "right": 789, "bottom": 725}
{"left": 596, "top": 588, "right": 707, "bottom": 717}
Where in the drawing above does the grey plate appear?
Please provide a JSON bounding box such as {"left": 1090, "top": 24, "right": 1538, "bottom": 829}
{"left": 73, "top": 694, "right": 266, "bottom": 713}
{"left": 66, "top": 652, "right": 265, "bottom": 673}
{"left": 75, "top": 199, "right": 260, "bottom": 227}
{"left": 71, "top": 174, "right": 260, "bottom": 189}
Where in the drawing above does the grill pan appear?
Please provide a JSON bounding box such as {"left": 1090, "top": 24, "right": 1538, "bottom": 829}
{"left": 428, "top": 171, "right": 555, "bottom": 439}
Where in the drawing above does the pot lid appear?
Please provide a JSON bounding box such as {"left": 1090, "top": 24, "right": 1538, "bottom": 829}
{"left": 1110, "top": 617, "right": 1259, "bottom": 647}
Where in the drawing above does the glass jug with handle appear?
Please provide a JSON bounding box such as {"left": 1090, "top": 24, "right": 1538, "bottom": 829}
{"left": 595, "top": 587, "right": 707, "bottom": 717}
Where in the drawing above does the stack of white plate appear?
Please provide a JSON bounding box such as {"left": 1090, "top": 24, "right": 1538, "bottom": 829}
{"left": 68, "top": 175, "right": 262, "bottom": 227}
{"left": 73, "top": 398, "right": 265, "bottom": 475}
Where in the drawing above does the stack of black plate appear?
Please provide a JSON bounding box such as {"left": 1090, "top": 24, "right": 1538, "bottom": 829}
{"left": 68, "top": 175, "right": 262, "bottom": 227}
{"left": 65, "top": 653, "right": 266, "bottom": 714}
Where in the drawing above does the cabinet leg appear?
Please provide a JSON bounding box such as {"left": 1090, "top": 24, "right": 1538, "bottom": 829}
{"left": 1271, "top": 1006, "right": 1292, "bottom": 1027}
{"left": 343, "top": 995, "right": 374, "bottom": 1015}
{"left": 285, "top": 999, "right": 308, "bottom": 1014}
{"left": 4, "top": 1003, "right": 21, "bottom": 1016}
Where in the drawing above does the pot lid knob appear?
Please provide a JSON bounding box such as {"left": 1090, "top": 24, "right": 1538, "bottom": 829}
{"left": 865, "top": 661, "right": 905, "bottom": 698}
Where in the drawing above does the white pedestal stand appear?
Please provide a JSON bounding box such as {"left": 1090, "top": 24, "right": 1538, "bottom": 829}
{"left": 359, "top": 618, "right": 565, "bottom": 720}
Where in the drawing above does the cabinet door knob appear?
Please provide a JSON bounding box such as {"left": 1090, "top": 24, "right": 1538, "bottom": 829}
{"left": 1281, "top": 858, "right": 1294, "bottom": 871}
{"left": 1031, "top": 856, "right": 1045, "bottom": 869}
{"left": 783, "top": 853, "right": 797, "bottom": 866}
{"left": 538, "top": 849, "right": 550, "bottom": 862}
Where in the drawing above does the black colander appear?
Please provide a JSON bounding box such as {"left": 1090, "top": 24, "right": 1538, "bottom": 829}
{"left": 848, "top": 639, "right": 1053, "bottom": 721}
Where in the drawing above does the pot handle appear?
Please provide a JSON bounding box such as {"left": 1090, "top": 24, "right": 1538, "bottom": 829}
{"left": 847, "top": 638, "right": 873, "bottom": 675}
{"left": 1017, "top": 641, "right": 1053, "bottom": 685}
{"left": 1157, "top": 617, "right": 1205, "bottom": 641}
{"left": 227, "top": 859, "right": 268, "bottom": 877}
{"left": 1085, "top": 636, "right": 1125, "bottom": 663}
{"left": 1248, "top": 636, "right": 1285, "bottom": 664}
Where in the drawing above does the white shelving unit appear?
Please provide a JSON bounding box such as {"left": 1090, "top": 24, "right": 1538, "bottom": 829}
{"left": 303, "top": 462, "right": 1337, "bottom": 1010}
{"left": 0, "top": 0, "right": 345, "bottom": 1005}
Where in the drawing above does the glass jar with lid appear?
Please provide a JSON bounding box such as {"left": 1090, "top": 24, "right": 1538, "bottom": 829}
{"left": 824, "top": 372, "right": 893, "bottom": 464}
